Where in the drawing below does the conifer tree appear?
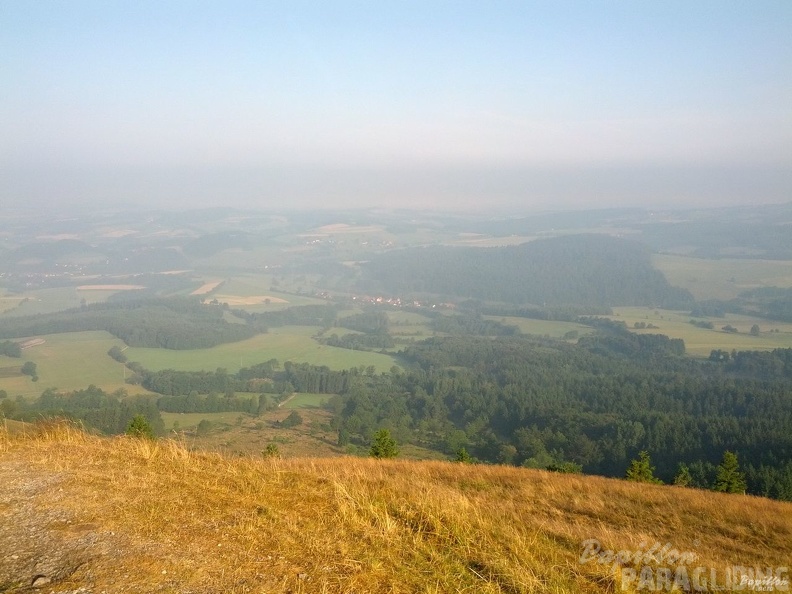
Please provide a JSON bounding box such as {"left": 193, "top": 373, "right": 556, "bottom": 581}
{"left": 126, "top": 414, "right": 155, "bottom": 439}
{"left": 714, "top": 451, "right": 747, "bottom": 494}
{"left": 625, "top": 451, "right": 662, "bottom": 484}
{"left": 370, "top": 429, "right": 398, "bottom": 459}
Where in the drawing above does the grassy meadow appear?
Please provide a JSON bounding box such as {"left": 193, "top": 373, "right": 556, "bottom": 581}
{"left": 0, "top": 331, "right": 152, "bottom": 398}
{"left": 125, "top": 326, "right": 400, "bottom": 373}
{"left": 653, "top": 254, "right": 792, "bottom": 301}
{"left": 2, "top": 424, "right": 790, "bottom": 593}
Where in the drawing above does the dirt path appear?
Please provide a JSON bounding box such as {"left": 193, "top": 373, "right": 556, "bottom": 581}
{"left": 277, "top": 393, "right": 297, "bottom": 408}
{"left": 0, "top": 460, "right": 111, "bottom": 592}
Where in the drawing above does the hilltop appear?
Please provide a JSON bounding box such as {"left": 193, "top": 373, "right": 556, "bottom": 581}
{"left": 1, "top": 423, "right": 790, "bottom": 593}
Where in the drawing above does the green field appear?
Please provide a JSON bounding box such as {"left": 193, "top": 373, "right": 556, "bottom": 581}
{"left": 0, "top": 287, "right": 82, "bottom": 318}
{"left": 204, "top": 273, "right": 327, "bottom": 311}
{"left": 484, "top": 316, "right": 594, "bottom": 339}
{"left": 611, "top": 307, "right": 792, "bottom": 356}
{"left": 653, "top": 254, "right": 792, "bottom": 301}
{"left": 0, "top": 331, "right": 151, "bottom": 397}
{"left": 125, "top": 326, "right": 400, "bottom": 373}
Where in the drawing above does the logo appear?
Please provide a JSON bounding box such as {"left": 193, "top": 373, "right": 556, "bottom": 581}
{"left": 579, "top": 539, "right": 789, "bottom": 592}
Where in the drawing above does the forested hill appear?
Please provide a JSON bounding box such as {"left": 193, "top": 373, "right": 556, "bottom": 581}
{"left": 359, "top": 234, "right": 693, "bottom": 307}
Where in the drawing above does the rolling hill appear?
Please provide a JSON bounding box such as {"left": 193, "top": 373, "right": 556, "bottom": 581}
{"left": 0, "top": 422, "right": 789, "bottom": 593}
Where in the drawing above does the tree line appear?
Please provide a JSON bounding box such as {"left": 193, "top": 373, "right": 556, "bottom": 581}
{"left": 0, "top": 297, "right": 257, "bottom": 349}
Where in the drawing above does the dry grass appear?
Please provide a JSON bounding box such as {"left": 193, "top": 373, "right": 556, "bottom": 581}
{"left": 2, "top": 422, "right": 790, "bottom": 593}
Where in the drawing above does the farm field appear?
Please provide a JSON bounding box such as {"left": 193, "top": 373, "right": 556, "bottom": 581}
{"left": 483, "top": 316, "right": 594, "bottom": 339}
{"left": 611, "top": 307, "right": 792, "bottom": 356}
{"left": 653, "top": 254, "right": 792, "bottom": 301}
{"left": 0, "top": 331, "right": 153, "bottom": 397}
{"left": 124, "top": 326, "right": 400, "bottom": 373}
{"left": 205, "top": 274, "right": 327, "bottom": 311}
{"left": 0, "top": 287, "right": 83, "bottom": 317}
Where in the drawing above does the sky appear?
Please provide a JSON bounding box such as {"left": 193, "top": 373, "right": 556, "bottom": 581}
{"left": 1, "top": 0, "right": 791, "bottom": 212}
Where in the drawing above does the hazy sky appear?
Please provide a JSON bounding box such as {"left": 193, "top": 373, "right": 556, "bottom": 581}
{"left": 2, "top": 1, "right": 790, "bottom": 212}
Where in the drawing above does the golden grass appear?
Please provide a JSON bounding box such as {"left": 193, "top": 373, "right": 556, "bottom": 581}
{"left": 2, "top": 423, "right": 790, "bottom": 593}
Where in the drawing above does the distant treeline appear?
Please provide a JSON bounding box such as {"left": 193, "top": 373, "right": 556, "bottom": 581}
{"left": 0, "top": 298, "right": 256, "bottom": 349}
{"left": 358, "top": 235, "right": 693, "bottom": 308}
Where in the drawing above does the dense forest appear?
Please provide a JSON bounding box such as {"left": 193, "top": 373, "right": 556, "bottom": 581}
{"left": 331, "top": 337, "right": 792, "bottom": 499}
{"left": 358, "top": 235, "right": 694, "bottom": 307}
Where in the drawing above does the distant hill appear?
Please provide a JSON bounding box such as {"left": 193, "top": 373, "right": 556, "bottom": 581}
{"left": 1, "top": 423, "right": 789, "bottom": 593}
{"left": 360, "top": 234, "right": 693, "bottom": 307}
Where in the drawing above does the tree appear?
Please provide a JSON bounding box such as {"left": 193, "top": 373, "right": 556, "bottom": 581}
{"left": 126, "top": 414, "right": 155, "bottom": 439}
{"left": 625, "top": 451, "right": 662, "bottom": 484}
{"left": 196, "top": 419, "right": 212, "bottom": 436}
{"left": 750, "top": 324, "right": 761, "bottom": 336}
{"left": 369, "top": 429, "right": 398, "bottom": 459}
{"left": 21, "top": 361, "right": 37, "bottom": 380}
{"left": 714, "top": 451, "right": 747, "bottom": 494}
{"left": 281, "top": 410, "right": 303, "bottom": 428}
{"left": 547, "top": 461, "right": 583, "bottom": 474}
{"left": 455, "top": 447, "right": 472, "bottom": 463}
{"left": 673, "top": 463, "right": 692, "bottom": 487}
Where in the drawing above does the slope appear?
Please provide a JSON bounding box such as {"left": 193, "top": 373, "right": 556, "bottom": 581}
{"left": 0, "top": 422, "right": 789, "bottom": 593}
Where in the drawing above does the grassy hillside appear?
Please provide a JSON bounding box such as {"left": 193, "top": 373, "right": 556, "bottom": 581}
{"left": 1, "top": 423, "right": 789, "bottom": 593}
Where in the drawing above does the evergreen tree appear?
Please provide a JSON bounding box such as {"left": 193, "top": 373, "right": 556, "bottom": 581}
{"left": 126, "top": 414, "right": 155, "bottom": 439}
{"left": 714, "top": 451, "right": 747, "bottom": 494}
{"left": 625, "top": 451, "right": 662, "bottom": 484}
{"left": 370, "top": 429, "right": 398, "bottom": 459}
{"left": 455, "top": 447, "right": 472, "bottom": 463}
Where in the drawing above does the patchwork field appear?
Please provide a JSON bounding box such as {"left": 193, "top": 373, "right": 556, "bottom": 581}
{"left": 611, "top": 307, "right": 792, "bottom": 356}
{"left": 0, "top": 331, "right": 153, "bottom": 398}
{"left": 124, "top": 326, "right": 400, "bottom": 373}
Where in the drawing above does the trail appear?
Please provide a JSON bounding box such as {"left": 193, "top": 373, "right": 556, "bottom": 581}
{"left": 278, "top": 393, "right": 297, "bottom": 408}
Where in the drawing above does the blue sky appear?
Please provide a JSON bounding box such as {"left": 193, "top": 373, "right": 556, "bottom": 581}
{"left": 1, "top": 1, "right": 790, "bottom": 211}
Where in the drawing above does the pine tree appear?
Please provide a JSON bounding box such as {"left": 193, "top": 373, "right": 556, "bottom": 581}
{"left": 455, "top": 447, "right": 472, "bottom": 463}
{"left": 369, "top": 429, "right": 398, "bottom": 459}
{"left": 625, "top": 451, "right": 662, "bottom": 484}
{"left": 126, "top": 414, "right": 155, "bottom": 439}
{"left": 714, "top": 451, "right": 747, "bottom": 494}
